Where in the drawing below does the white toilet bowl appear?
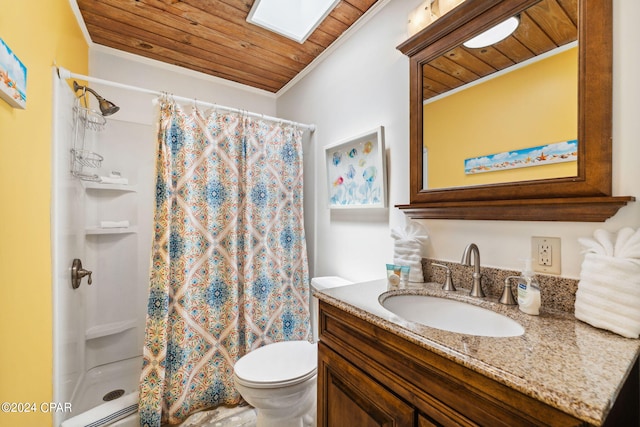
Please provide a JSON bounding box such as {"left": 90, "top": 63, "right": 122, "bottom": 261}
{"left": 233, "top": 340, "right": 317, "bottom": 427}
{"left": 232, "top": 276, "right": 352, "bottom": 427}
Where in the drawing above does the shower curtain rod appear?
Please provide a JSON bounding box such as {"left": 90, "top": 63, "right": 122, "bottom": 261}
{"left": 56, "top": 66, "right": 316, "bottom": 132}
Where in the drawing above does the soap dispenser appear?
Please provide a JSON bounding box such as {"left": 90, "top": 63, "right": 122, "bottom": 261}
{"left": 517, "top": 259, "right": 541, "bottom": 315}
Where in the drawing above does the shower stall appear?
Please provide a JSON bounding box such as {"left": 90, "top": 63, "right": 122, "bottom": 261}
{"left": 51, "top": 56, "right": 314, "bottom": 425}
{"left": 52, "top": 70, "right": 155, "bottom": 427}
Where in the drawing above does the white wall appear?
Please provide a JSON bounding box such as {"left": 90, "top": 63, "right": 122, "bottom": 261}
{"left": 277, "top": 0, "right": 418, "bottom": 282}
{"left": 278, "top": 0, "right": 640, "bottom": 281}
{"left": 89, "top": 47, "right": 277, "bottom": 126}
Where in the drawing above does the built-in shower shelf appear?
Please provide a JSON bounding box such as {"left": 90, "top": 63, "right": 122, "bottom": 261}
{"left": 82, "top": 181, "right": 138, "bottom": 192}
{"left": 86, "top": 319, "right": 138, "bottom": 340}
{"left": 85, "top": 226, "right": 138, "bottom": 235}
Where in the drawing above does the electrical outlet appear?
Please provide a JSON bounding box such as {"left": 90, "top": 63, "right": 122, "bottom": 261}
{"left": 538, "top": 242, "right": 552, "bottom": 265}
{"left": 531, "top": 236, "right": 561, "bottom": 275}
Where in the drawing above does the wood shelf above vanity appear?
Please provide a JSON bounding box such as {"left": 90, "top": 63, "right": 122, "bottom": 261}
{"left": 396, "top": 196, "right": 635, "bottom": 221}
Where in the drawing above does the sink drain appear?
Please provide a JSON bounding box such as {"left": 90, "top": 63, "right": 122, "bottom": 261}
{"left": 103, "top": 389, "right": 125, "bottom": 401}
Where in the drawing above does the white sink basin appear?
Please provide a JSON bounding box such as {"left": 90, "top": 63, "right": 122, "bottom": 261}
{"left": 380, "top": 294, "right": 524, "bottom": 337}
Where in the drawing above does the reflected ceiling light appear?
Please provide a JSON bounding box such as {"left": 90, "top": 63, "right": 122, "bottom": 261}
{"left": 463, "top": 16, "right": 520, "bottom": 48}
{"left": 247, "top": 0, "right": 341, "bottom": 44}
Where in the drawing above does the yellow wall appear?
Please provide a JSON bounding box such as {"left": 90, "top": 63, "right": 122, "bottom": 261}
{"left": 0, "top": 1, "right": 87, "bottom": 426}
{"left": 424, "top": 47, "right": 578, "bottom": 189}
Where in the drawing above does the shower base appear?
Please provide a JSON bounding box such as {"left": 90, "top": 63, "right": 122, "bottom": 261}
{"left": 61, "top": 356, "right": 142, "bottom": 426}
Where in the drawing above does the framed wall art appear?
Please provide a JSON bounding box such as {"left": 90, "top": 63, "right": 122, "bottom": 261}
{"left": 0, "top": 38, "right": 27, "bottom": 109}
{"left": 325, "top": 126, "right": 386, "bottom": 209}
{"left": 464, "top": 139, "right": 578, "bottom": 175}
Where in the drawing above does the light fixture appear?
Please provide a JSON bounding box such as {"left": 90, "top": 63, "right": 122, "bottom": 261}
{"left": 407, "top": 0, "right": 438, "bottom": 37}
{"left": 463, "top": 16, "right": 520, "bottom": 49}
{"left": 247, "top": 0, "right": 341, "bottom": 44}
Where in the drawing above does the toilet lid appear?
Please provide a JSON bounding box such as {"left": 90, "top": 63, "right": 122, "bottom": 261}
{"left": 234, "top": 341, "right": 317, "bottom": 388}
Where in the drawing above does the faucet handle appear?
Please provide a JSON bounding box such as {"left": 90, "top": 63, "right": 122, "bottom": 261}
{"left": 432, "top": 263, "right": 456, "bottom": 291}
{"left": 500, "top": 276, "right": 520, "bottom": 305}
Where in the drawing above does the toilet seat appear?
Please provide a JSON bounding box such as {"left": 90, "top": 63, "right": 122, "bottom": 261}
{"left": 234, "top": 340, "right": 317, "bottom": 389}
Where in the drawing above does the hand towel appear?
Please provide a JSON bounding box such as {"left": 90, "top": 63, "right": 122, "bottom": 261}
{"left": 391, "top": 220, "right": 429, "bottom": 282}
{"left": 575, "top": 228, "right": 640, "bottom": 338}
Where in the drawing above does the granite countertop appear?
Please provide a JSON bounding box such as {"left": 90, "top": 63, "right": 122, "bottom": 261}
{"left": 315, "top": 279, "right": 640, "bottom": 426}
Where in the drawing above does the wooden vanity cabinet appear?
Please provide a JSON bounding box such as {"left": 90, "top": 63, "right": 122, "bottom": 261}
{"left": 317, "top": 301, "right": 629, "bottom": 427}
{"left": 319, "top": 344, "right": 414, "bottom": 426}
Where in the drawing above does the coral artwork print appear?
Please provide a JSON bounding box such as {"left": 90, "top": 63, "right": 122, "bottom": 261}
{"left": 465, "top": 140, "right": 578, "bottom": 174}
{"left": 0, "top": 38, "right": 27, "bottom": 109}
{"left": 326, "top": 127, "right": 386, "bottom": 208}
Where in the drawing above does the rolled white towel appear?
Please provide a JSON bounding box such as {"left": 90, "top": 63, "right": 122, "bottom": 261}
{"left": 390, "top": 229, "right": 404, "bottom": 240}
{"left": 580, "top": 227, "right": 640, "bottom": 259}
{"left": 578, "top": 237, "right": 607, "bottom": 256}
{"left": 393, "top": 239, "right": 424, "bottom": 249}
{"left": 391, "top": 220, "right": 428, "bottom": 283}
{"left": 575, "top": 295, "right": 640, "bottom": 339}
{"left": 100, "top": 176, "right": 129, "bottom": 185}
{"left": 614, "top": 227, "right": 636, "bottom": 257}
{"left": 580, "top": 254, "right": 640, "bottom": 284}
{"left": 575, "top": 253, "right": 640, "bottom": 338}
{"left": 393, "top": 251, "right": 423, "bottom": 261}
{"left": 406, "top": 268, "right": 424, "bottom": 283}
{"left": 100, "top": 220, "right": 130, "bottom": 228}
{"left": 617, "top": 228, "right": 640, "bottom": 259}
{"left": 593, "top": 229, "right": 615, "bottom": 256}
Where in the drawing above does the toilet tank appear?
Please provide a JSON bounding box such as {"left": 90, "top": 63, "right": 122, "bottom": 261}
{"left": 310, "top": 276, "right": 352, "bottom": 342}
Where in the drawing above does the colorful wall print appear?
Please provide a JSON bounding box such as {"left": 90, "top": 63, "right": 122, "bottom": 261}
{"left": 0, "top": 38, "right": 27, "bottom": 109}
{"left": 464, "top": 139, "right": 577, "bottom": 175}
{"left": 325, "top": 126, "right": 386, "bottom": 208}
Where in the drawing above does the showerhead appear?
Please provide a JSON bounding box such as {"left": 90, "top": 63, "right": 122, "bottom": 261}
{"left": 73, "top": 81, "right": 120, "bottom": 116}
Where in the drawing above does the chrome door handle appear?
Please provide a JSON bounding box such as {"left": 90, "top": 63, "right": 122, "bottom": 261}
{"left": 71, "top": 258, "right": 93, "bottom": 289}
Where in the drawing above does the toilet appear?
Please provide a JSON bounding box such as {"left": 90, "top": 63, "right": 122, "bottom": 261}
{"left": 233, "top": 276, "right": 352, "bottom": 427}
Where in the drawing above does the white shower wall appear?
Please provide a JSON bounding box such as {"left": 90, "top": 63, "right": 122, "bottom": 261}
{"left": 53, "top": 72, "right": 156, "bottom": 425}
{"left": 81, "top": 118, "right": 155, "bottom": 371}
{"left": 52, "top": 72, "right": 86, "bottom": 427}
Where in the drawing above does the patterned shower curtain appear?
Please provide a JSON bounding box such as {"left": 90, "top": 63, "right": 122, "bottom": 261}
{"left": 138, "top": 99, "right": 310, "bottom": 426}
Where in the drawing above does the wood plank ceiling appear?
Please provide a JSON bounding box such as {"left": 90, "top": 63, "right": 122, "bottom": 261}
{"left": 76, "top": 0, "right": 379, "bottom": 93}
{"left": 422, "top": 0, "right": 577, "bottom": 100}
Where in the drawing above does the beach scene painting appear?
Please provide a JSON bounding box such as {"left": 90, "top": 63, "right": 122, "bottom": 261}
{"left": 325, "top": 126, "right": 386, "bottom": 208}
{"left": 0, "top": 38, "right": 27, "bottom": 109}
{"left": 465, "top": 139, "right": 577, "bottom": 175}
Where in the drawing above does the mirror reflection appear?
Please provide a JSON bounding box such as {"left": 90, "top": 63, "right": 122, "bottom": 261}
{"left": 421, "top": 0, "right": 577, "bottom": 190}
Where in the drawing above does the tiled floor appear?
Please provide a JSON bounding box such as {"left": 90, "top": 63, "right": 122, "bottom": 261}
{"left": 178, "top": 404, "right": 256, "bottom": 427}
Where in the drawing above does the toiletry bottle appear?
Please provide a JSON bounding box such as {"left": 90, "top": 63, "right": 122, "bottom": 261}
{"left": 517, "top": 259, "right": 541, "bottom": 315}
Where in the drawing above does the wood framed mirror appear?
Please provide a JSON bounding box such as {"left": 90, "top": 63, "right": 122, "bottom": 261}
{"left": 397, "top": 0, "right": 633, "bottom": 221}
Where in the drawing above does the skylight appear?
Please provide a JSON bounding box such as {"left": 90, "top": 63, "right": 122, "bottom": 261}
{"left": 247, "top": 0, "right": 341, "bottom": 44}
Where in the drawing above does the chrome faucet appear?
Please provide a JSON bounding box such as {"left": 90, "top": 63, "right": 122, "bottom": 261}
{"left": 461, "top": 243, "right": 485, "bottom": 297}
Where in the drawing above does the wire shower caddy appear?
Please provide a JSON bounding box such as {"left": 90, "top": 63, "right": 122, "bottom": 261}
{"left": 71, "top": 96, "right": 106, "bottom": 181}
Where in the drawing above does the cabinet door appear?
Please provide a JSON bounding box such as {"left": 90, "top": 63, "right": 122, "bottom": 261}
{"left": 318, "top": 342, "right": 415, "bottom": 427}
{"left": 418, "top": 414, "right": 439, "bottom": 427}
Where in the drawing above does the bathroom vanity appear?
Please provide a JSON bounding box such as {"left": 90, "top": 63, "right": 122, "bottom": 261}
{"left": 315, "top": 280, "right": 639, "bottom": 426}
